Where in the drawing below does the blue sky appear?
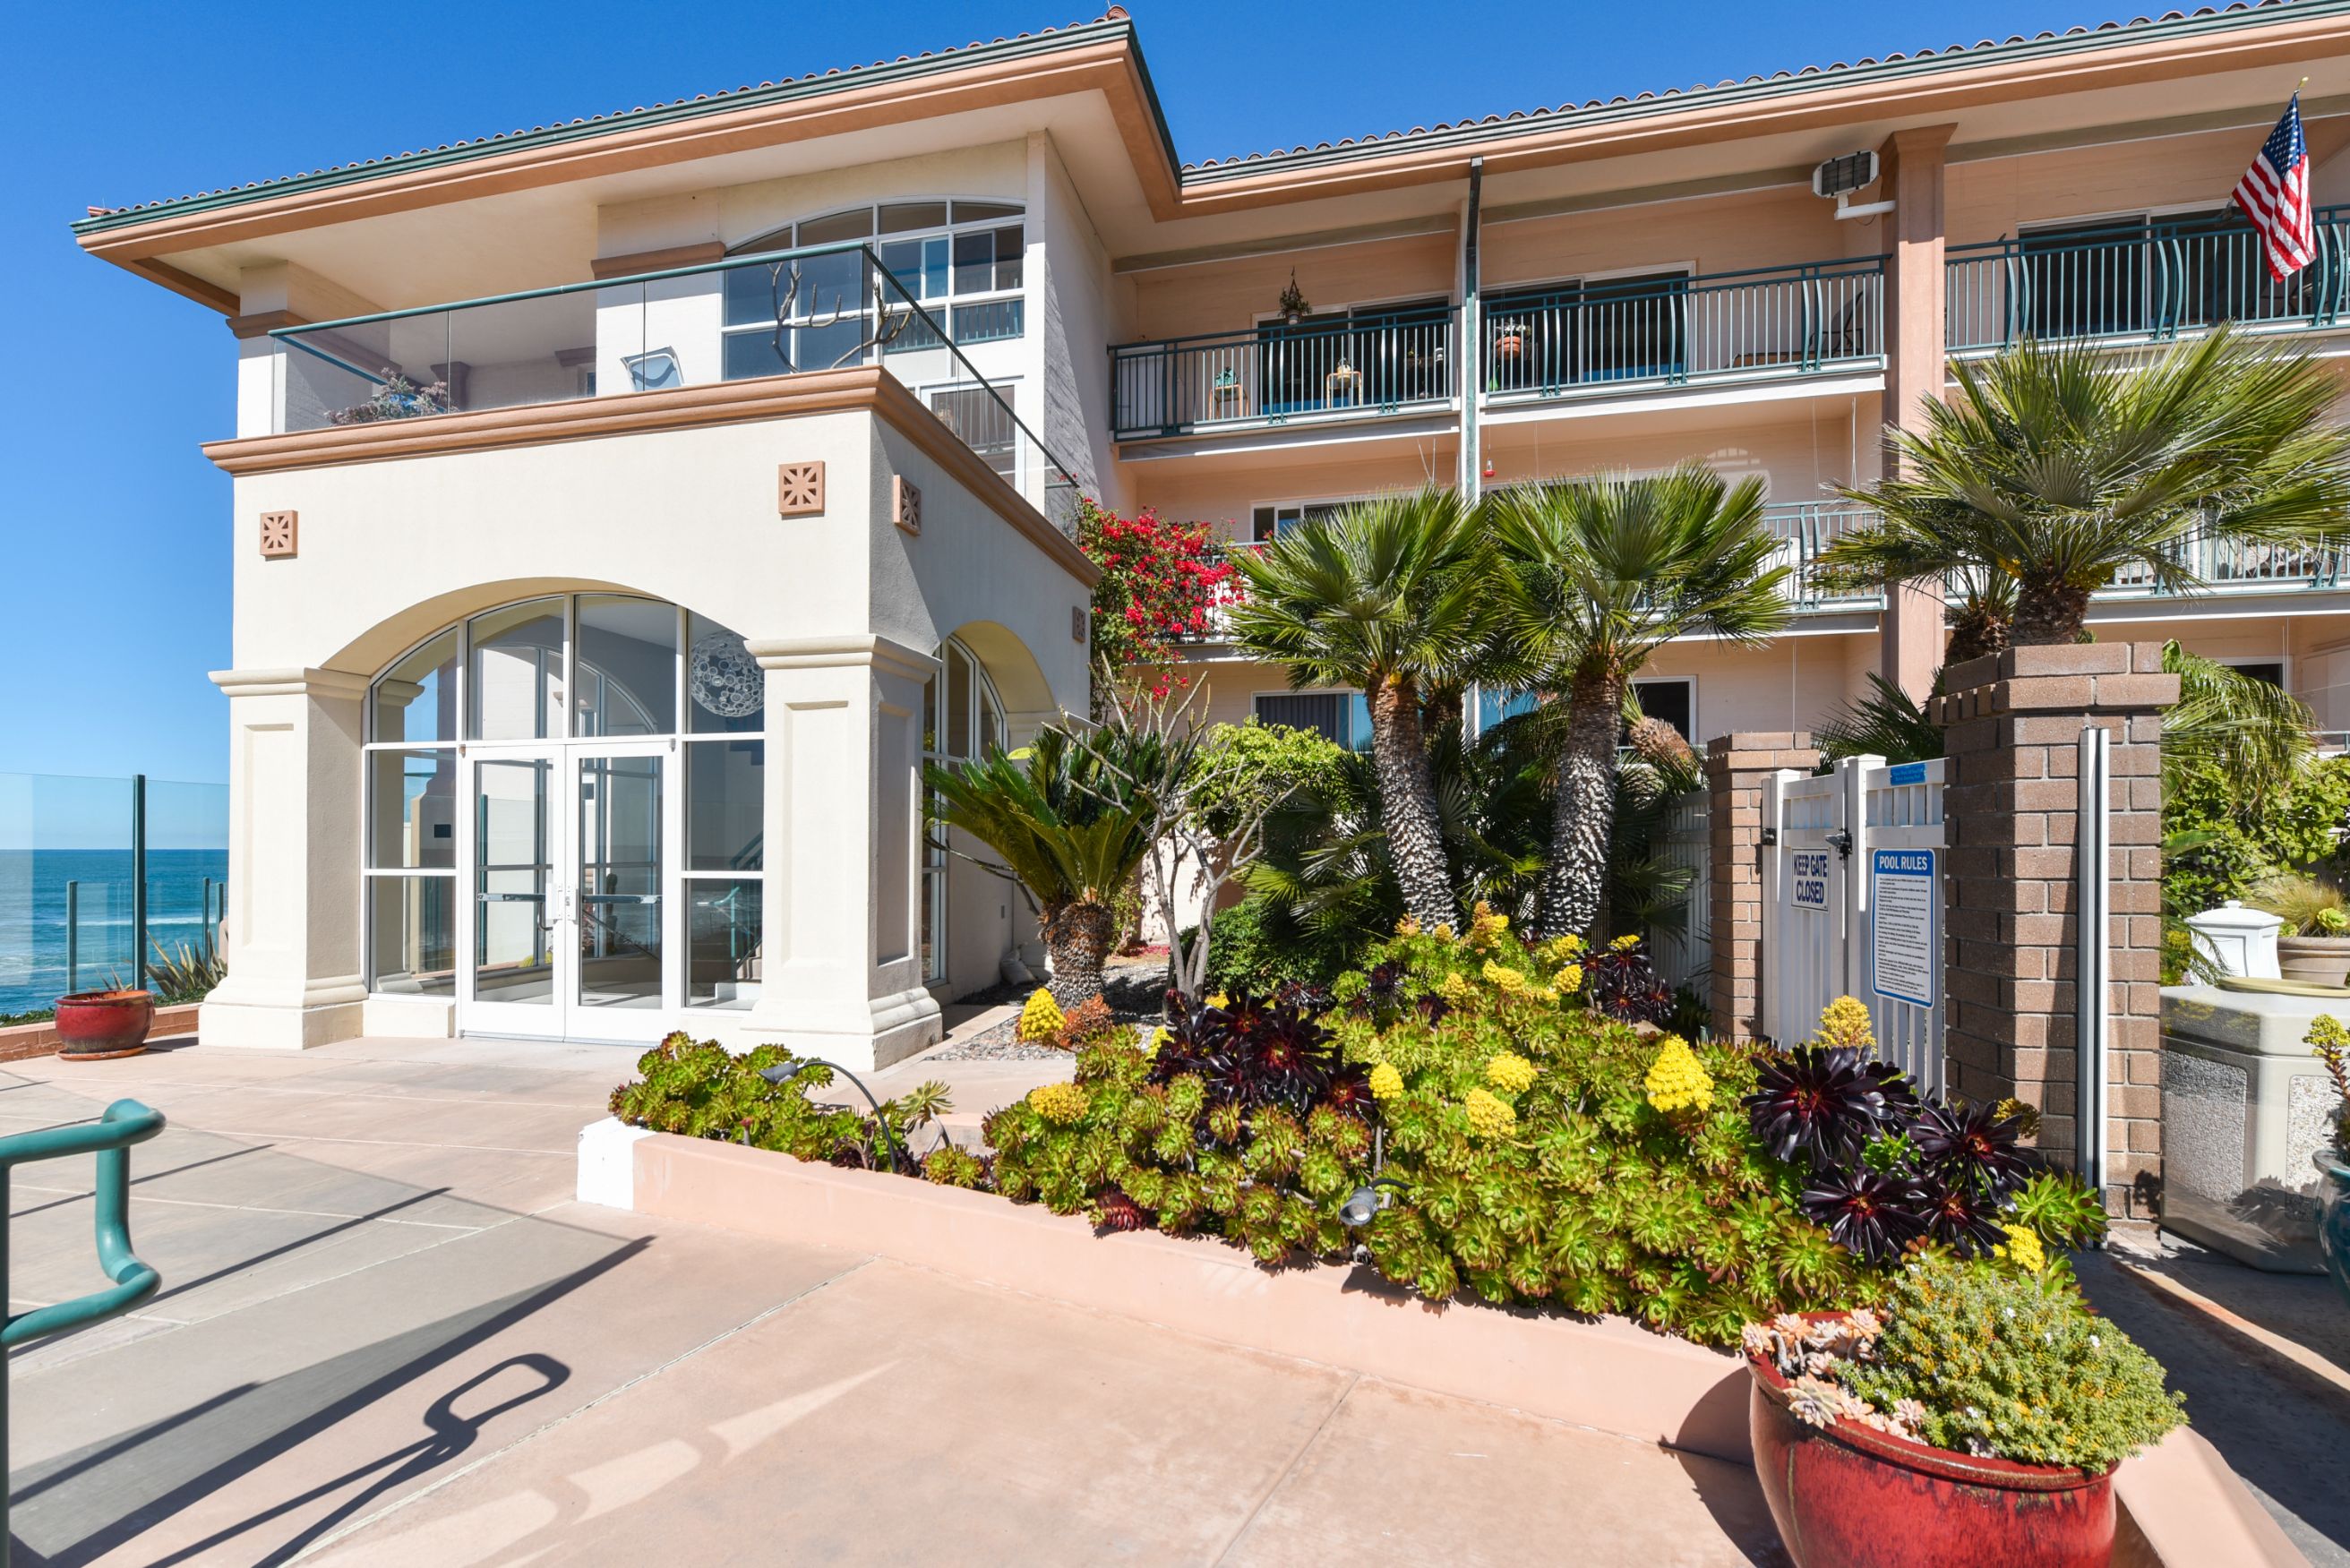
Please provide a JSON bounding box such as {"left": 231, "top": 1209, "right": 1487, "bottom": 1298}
{"left": 4, "top": 0, "right": 2156, "bottom": 786}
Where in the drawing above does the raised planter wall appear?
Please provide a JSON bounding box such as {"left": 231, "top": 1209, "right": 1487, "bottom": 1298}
{"left": 0, "top": 1004, "right": 200, "bottom": 1064}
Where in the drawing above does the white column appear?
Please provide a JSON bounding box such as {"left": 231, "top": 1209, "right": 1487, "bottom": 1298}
{"left": 199, "top": 667, "right": 370, "bottom": 1049}
{"left": 740, "top": 635, "right": 943, "bottom": 1070}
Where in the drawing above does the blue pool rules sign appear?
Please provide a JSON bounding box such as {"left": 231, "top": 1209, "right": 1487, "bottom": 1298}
{"left": 1870, "top": 848, "right": 1935, "bottom": 1007}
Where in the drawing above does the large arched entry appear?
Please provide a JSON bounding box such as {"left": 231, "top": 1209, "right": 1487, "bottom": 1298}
{"left": 363, "top": 592, "right": 764, "bottom": 1042}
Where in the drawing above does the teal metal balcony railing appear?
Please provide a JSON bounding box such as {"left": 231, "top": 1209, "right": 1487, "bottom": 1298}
{"left": 2098, "top": 531, "right": 2347, "bottom": 599}
{"left": 1109, "top": 305, "right": 1459, "bottom": 440}
{"left": 1946, "top": 208, "right": 2350, "bottom": 353}
{"left": 1480, "top": 258, "right": 1883, "bottom": 400}
{"left": 267, "top": 242, "right": 1080, "bottom": 530}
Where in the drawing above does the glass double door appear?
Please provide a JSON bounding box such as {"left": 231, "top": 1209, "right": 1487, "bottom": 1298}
{"left": 461, "top": 741, "right": 677, "bottom": 1041}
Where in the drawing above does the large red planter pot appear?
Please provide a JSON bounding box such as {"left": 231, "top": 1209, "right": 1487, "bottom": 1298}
{"left": 1747, "top": 1317, "right": 2115, "bottom": 1568}
{"left": 53, "top": 990, "right": 155, "bottom": 1060}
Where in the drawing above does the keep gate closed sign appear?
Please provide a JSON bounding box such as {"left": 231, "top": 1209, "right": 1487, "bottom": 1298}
{"left": 1788, "top": 850, "right": 1830, "bottom": 912}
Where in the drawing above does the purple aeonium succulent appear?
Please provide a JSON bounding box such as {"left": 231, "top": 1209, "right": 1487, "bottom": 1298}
{"left": 1799, "top": 1166, "right": 1927, "bottom": 1265}
{"left": 1913, "top": 1172, "right": 2010, "bottom": 1257}
{"left": 1911, "top": 1098, "right": 2032, "bottom": 1198}
{"left": 1745, "top": 1047, "right": 1902, "bottom": 1165}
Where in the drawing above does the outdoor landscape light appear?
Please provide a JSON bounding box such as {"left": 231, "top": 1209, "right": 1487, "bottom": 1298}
{"left": 759, "top": 1058, "right": 906, "bottom": 1173}
{"left": 1339, "top": 1185, "right": 1382, "bottom": 1229}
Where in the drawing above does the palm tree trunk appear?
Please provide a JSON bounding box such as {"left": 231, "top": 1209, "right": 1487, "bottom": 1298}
{"left": 2010, "top": 584, "right": 2091, "bottom": 647}
{"left": 1367, "top": 675, "right": 1458, "bottom": 933}
{"left": 1540, "top": 670, "right": 1624, "bottom": 939}
{"left": 1042, "top": 898, "right": 1113, "bottom": 1011}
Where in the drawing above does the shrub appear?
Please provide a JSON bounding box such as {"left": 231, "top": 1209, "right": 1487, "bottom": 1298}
{"left": 610, "top": 1032, "right": 956, "bottom": 1178}
{"left": 1318, "top": 918, "right": 1876, "bottom": 1343}
{"left": 2164, "top": 753, "right": 2350, "bottom": 919}
{"left": 983, "top": 990, "right": 1377, "bottom": 1263}
{"left": 1823, "top": 1252, "right": 2184, "bottom": 1469}
{"left": 1198, "top": 895, "right": 1359, "bottom": 998}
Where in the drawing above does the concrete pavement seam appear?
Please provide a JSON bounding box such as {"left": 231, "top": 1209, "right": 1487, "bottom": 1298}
{"left": 1205, "top": 1370, "right": 1362, "bottom": 1567}
{"left": 288, "top": 1253, "right": 882, "bottom": 1563}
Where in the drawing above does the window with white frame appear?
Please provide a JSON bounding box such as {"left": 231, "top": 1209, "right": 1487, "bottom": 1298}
{"left": 1629, "top": 676, "right": 1695, "bottom": 741}
{"left": 929, "top": 384, "right": 1020, "bottom": 481}
{"left": 922, "top": 638, "right": 1008, "bottom": 985}
{"left": 1249, "top": 498, "right": 1361, "bottom": 544}
{"left": 1252, "top": 690, "right": 1371, "bottom": 750}
{"left": 720, "top": 200, "right": 1025, "bottom": 379}
{"left": 360, "top": 595, "right": 767, "bottom": 1010}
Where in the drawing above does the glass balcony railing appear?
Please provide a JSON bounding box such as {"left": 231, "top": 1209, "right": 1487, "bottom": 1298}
{"left": 1946, "top": 208, "right": 2350, "bottom": 353}
{"left": 1109, "top": 306, "right": 1458, "bottom": 440}
{"left": 266, "top": 244, "right": 1077, "bottom": 528}
{"left": 1480, "top": 258, "right": 1883, "bottom": 400}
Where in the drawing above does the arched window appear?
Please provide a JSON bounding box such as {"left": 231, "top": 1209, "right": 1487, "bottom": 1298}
{"left": 920, "top": 636, "right": 1007, "bottom": 984}
{"left": 721, "top": 200, "right": 1026, "bottom": 380}
{"left": 360, "top": 595, "right": 766, "bottom": 1031}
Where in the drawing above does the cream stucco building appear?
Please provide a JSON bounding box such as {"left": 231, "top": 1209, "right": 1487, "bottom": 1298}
{"left": 75, "top": 2, "right": 2350, "bottom": 1064}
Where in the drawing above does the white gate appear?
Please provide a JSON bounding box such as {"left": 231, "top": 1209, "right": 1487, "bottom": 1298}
{"left": 1761, "top": 755, "right": 1945, "bottom": 1095}
{"left": 1650, "top": 786, "right": 1711, "bottom": 990}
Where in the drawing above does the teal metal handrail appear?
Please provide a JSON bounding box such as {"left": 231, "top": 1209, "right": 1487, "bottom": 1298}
{"left": 0, "top": 1098, "right": 166, "bottom": 1565}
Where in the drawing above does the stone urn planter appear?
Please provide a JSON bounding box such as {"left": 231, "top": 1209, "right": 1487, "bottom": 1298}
{"left": 1747, "top": 1316, "right": 2116, "bottom": 1568}
{"left": 2319, "top": 1151, "right": 2350, "bottom": 1308}
{"left": 53, "top": 989, "right": 155, "bottom": 1061}
{"left": 2275, "top": 936, "right": 2350, "bottom": 988}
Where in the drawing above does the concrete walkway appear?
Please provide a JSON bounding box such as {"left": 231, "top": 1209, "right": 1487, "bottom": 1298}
{"left": 3, "top": 1036, "right": 1785, "bottom": 1567}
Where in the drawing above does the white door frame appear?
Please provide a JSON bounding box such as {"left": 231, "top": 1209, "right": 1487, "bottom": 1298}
{"left": 458, "top": 735, "right": 682, "bottom": 1043}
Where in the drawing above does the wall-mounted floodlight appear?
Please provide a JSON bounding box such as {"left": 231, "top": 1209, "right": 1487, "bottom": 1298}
{"left": 759, "top": 1058, "right": 906, "bottom": 1173}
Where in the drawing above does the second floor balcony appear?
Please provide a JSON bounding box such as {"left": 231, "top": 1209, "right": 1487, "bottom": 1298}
{"left": 253, "top": 242, "right": 1075, "bottom": 518}
{"left": 1108, "top": 256, "right": 1885, "bottom": 443}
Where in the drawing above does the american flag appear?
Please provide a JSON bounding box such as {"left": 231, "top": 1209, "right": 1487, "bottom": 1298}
{"left": 2234, "top": 93, "right": 2316, "bottom": 280}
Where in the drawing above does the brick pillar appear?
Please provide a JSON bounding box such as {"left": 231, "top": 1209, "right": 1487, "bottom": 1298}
{"left": 1934, "top": 644, "right": 2175, "bottom": 1213}
{"left": 1876, "top": 124, "right": 1956, "bottom": 705}
{"left": 1706, "top": 732, "right": 1818, "bottom": 1042}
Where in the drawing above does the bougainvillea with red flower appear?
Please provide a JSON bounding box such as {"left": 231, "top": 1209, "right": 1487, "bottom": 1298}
{"left": 1077, "top": 498, "right": 1242, "bottom": 698}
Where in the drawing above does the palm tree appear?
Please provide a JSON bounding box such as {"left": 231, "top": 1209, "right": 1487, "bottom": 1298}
{"left": 1819, "top": 330, "right": 2350, "bottom": 645}
{"left": 1227, "top": 486, "right": 1497, "bottom": 933}
{"left": 925, "top": 725, "right": 1160, "bottom": 1011}
{"left": 1488, "top": 467, "right": 1792, "bottom": 938}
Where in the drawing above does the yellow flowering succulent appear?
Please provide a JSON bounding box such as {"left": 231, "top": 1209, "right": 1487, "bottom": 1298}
{"left": 1992, "top": 1096, "right": 2043, "bottom": 1138}
{"left": 1479, "top": 960, "right": 1528, "bottom": 994}
{"left": 1554, "top": 964, "right": 1584, "bottom": 996}
{"left": 1015, "top": 988, "right": 1066, "bottom": 1043}
{"left": 1437, "top": 972, "right": 1471, "bottom": 1002}
{"left": 1538, "top": 933, "right": 1586, "bottom": 964}
{"left": 1643, "top": 1034, "right": 1714, "bottom": 1113}
{"left": 1467, "top": 903, "right": 1510, "bottom": 947}
{"left": 1992, "top": 1223, "right": 2046, "bottom": 1274}
{"left": 1609, "top": 933, "right": 1642, "bottom": 952}
{"left": 1394, "top": 914, "right": 1422, "bottom": 938}
{"left": 1207, "top": 992, "right": 1230, "bottom": 1009}
{"left": 1817, "top": 995, "right": 1875, "bottom": 1052}
{"left": 1368, "top": 1062, "right": 1406, "bottom": 1101}
{"left": 1026, "top": 1082, "right": 1088, "bottom": 1125}
{"left": 1463, "top": 1087, "right": 1518, "bottom": 1140}
{"left": 1485, "top": 1052, "right": 1537, "bottom": 1094}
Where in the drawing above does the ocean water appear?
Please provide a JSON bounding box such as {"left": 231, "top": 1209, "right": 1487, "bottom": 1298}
{"left": 0, "top": 850, "right": 229, "bottom": 1015}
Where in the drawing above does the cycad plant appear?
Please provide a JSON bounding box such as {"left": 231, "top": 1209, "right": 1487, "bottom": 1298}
{"left": 1488, "top": 467, "right": 1791, "bottom": 937}
{"left": 1228, "top": 486, "right": 1497, "bottom": 933}
{"left": 925, "top": 725, "right": 1159, "bottom": 1010}
{"left": 1819, "top": 330, "right": 2350, "bottom": 644}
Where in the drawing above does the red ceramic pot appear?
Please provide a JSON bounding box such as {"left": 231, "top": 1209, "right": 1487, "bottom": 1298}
{"left": 1748, "top": 1315, "right": 2115, "bottom": 1568}
{"left": 54, "top": 990, "right": 155, "bottom": 1060}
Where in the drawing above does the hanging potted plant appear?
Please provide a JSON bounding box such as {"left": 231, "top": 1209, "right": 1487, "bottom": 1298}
{"left": 1276, "top": 270, "right": 1310, "bottom": 327}
{"left": 2249, "top": 870, "right": 2350, "bottom": 987}
{"left": 1745, "top": 1252, "right": 2185, "bottom": 1568}
{"left": 54, "top": 988, "right": 157, "bottom": 1061}
{"left": 2310, "top": 1015, "right": 2350, "bottom": 1307}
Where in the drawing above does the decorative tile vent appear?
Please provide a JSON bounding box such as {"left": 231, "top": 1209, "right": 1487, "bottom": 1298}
{"left": 892, "top": 476, "right": 922, "bottom": 535}
{"left": 776, "top": 461, "right": 825, "bottom": 517}
{"left": 259, "top": 510, "right": 298, "bottom": 558}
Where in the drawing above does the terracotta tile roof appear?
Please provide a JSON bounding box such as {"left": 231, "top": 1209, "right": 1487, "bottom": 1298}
{"left": 1182, "top": 0, "right": 2322, "bottom": 174}
{"left": 73, "top": 0, "right": 2338, "bottom": 228}
{"left": 74, "top": 10, "right": 1143, "bottom": 229}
